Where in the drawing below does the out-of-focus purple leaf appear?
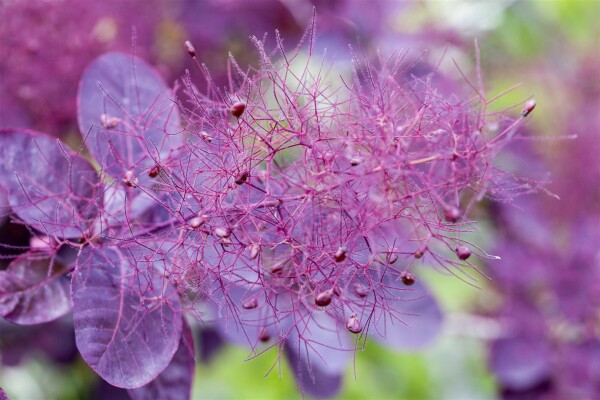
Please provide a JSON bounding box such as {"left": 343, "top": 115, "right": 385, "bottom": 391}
{"left": 0, "top": 130, "right": 100, "bottom": 238}
{"left": 284, "top": 330, "right": 343, "bottom": 397}
{"left": 0, "top": 386, "right": 8, "bottom": 400}
{"left": 77, "top": 52, "right": 181, "bottom": 182}
{"left": 284, "top": 312, "right": 350, "bottom": 398}
{"left": 0, "top": 317, "right": 77, "bottom": 366}
{"left": 72, "top": 247, "right": 182, "bottom": 389}
{"left": 0, "top": 251, "right": 71, "bottom": 325}
{"left": 490, "top": 336, "right": 551, "bottom": 391}
{"left": 128, "top": 319, "right": 195, "bottom": 400}
{"left": 351, "top": 271, "right": 443, "bottom": 351}
{"left": 197, "top": 326, "right": 224, "bottom": 364}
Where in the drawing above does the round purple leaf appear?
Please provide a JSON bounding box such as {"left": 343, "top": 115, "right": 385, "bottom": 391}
{"left": 0, "top": 130, "right": 100, "bottom": 238}
{"left": 77, "top": 52, "right": 181, "bottom": 181}
{"left": 72, "top": 247, "right": 182, "bottom": 389}
{"left": 0, "top": 251, "right": 71, "bottom": 325}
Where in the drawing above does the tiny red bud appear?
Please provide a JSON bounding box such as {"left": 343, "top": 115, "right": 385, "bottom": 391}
{"left": 346, "top": 314, "right": 362, "bottom": 334}
{"left": 242, "top": 297, "right": 258, "bottom": 310}
{"left": 521, "top": 99, "right": 536, "bottom": 117}
{"left": 248, "top": 243, "right": 260, "bottom": 260}
{"left": 315, "top": 289, "right": 334, "bottom": 307}
{"left": 387, "top": 252, "right": 399, "bottom": 264}
{"left": 270, "top": 263, "right": 284, "bottom": 274}
{"left": 148, "top": 164, "right": 160, "bottom": 178}
{"left": 184, "top": 40, "right": 196, "bottom": 58}
{"left": 334, "top": 247, "right": 347, "bottom": 262}
{"left": 200, "top": 131, "right": 213, "bottom": 143}
{"left": 444, "top": 206, "right": 461, "bottom": 223}
{"left": 350, "top": 156, "right": 363, "bottom": 166}
{"left": 401, "top": 271, "right": 416, "bottom": 286}
{"left": 100, "top": 113, "right": 121, "bottom": 129}
{"left": 230, "top": 101, "right": 246, "bottom": 118}
{"left": 259, "top": 328, "right": 270, "bottom": 342}
{"left": 214, "top": 227, "right": 231, "bottom": 238}
{"left": 456, "top": 245, "right": 472, "bottom": 260}
{"left": 354, "top": 283, "right": 369, "bottom": 298}
{"left": 414, "top": 250, "right": 424, "bottom": 259}
{"left": 122, "top": 170, "right": 138, "bottom": 188}
{"left": 235, "top": 171, "right": 249, "bottom": 185}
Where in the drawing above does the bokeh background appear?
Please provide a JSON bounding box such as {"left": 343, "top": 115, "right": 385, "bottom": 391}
{"left": 1, "top": 0, "right": 598, "bottom": 399}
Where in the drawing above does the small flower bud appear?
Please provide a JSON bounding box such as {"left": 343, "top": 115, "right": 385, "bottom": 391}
{"left": 148, "top": 164, "right": 160, "bottom": 178}
{"left": 242, "top": 297, "right": 258, "bottom": 310}
{"left": 455, "top": 245, "right": 472, "bottom": 260}
{"left": 521, "top": 99, "right": 536, "bottom": 117}
{"left": 235, "top": 171, "right": 249, "bottom": 185}
{"left": 354, "top": 283, "right": 369, "bottom": 298}
{"left": 387, "top": 252, "right": 399, "bottom": 264}
{"left": 200, "top": 131, "right": 213, "bottom": 143}
{"left": 350, "top": 156, "right": 363, "bottom": 166}
{"left": 248, "top": 243, "right": 260, "bottom": 260}
{"left": 271, "top": 263, "right": 284, "bottom": 274}
{"left": 444, "top": 206, "right": 461, "bottom": 223}
{"left": 414, "top": 249, "right": 424, "bottom": 259}
{"left": 401, "top": 271, "right": 416, "bottom": 286}
{"left": 315, "top": 289, "right": 334, "bottom": 307}
{"left": 100, "top": 113, "right": 121, "bottom": 129}
{"left": 230, "top": 101, "right": 246, "bottom": 118}
{"left": 346, "top": 314, "right": 362, "bottom": 334}
{"left": 214, "top": 227, "right": 231, "bottom": 238}
{"left": 334, "top": 247, "right": 347, "bottom": 262}
{"left": 122, "top": 170, "right": 138, "bottom": 188}
{"left": 184, "top": 40, "right": 196, "bottom": 58}
{"left": 189, "top": 215, "right": 206, "bottom": 229}
{"left": 259, "top": 328, "right": 270, "bottom": 342}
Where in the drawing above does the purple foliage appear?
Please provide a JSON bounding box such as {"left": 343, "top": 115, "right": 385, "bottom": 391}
{"left": 0, "top": 387, "right": 8, "bottom": 400}
{"left": 0, "top": 10, "right": 537, "bottom": 398}
{"left": 72, "top": 247, "right": 183, "bottom": 388}
{"left": 77, "top": 52, "right": 182, "bottom": 181}
{"left": 0, "top": 130, "right": 100, "bottom": 239}
{"left": 486, "top": 55, "right": 600, "bottom": 399}
{"left": 128, "top": 320, "right": 195, "bottom": 400}
{"left": 0, "top": 251, "right": 71, "bottom": 325}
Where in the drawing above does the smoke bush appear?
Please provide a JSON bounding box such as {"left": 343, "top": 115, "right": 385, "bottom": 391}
{"left": 0, "top": 13, "right": 536, "bottom": 399}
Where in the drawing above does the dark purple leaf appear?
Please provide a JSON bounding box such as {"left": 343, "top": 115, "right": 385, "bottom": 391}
{"left": 0, "top": 189, "right": 9, "bottom": 226}
{"left": 0, "top": 129, "right": 100, "bottom": 238}
{"left": 0, "top": 251, "right": 71, "bottom": 325}
{"left": 0, "top": 317, "right": 77, "bottom": 366}
{"left": 77, "top": 52, "right": 181, "bottom": 182}
{"left": 72, "top": 247, "right": 182, "bottom": 389}
{"left": 284, "top": 312, "right": 350, "bottom": 398}
{"left": 128, "top": 319, "right": 195, "bottom": 400}
{"left": 197, "top": 327, "right": 224, "bottom": 364}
